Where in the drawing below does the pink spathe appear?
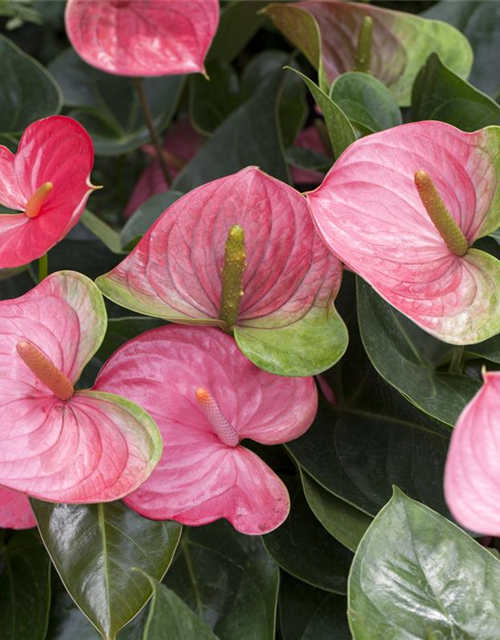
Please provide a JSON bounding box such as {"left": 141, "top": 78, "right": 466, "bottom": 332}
{"left": 0, "top": 116, "right": 95, "bottom": 268}
{"left": 0, "top": 271, "right": 162, "bottom": 503}
{"left": 445, "top": 372, "right": 500, "bottom": 535}
{"left": 65, "top": 0, "right": 220, "bottom": 77}
{"left": 0, "top": 487, "right": 36, "bottom": 530}
{"left": 308, "top": 121, "right": 500, "bottom": 345}
{"left": 95, "top": 325, "right": 318, "bottom": 534}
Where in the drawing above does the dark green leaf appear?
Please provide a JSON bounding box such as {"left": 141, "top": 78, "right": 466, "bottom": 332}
{"left": 279, "top": 573, "right": 350, "bottom": 640}
{"left": 330, "top": 72, "right": 402, "bottom": 134}
{"left": 287, "top": 68, "right": 356, "bottom": 160}
{"left": 301, "top": 470, "right": 372, "bottom": 552}
{"left": 142, "top": 579, "right": 217, "bottom": 640}
{"left": 189, "top": 60, "right": 240, "bottom": 135}
{"left": 349, "top": 488, "right": 500, "bottom": 640}
{"left": 357, "top": 278, "right": 480, "bottom": 426}
{"left": 0, "top": 530, "right": 51, "bottom": 640}
{"left": 165, "top": 521, "right": 279, "bottom": 640}
{"left": 174, "top": 69, "right": 289, "bottom": 191}
{"left": 81, "top": 210, "right": 124, "bottom": 255}
{"left": 424, "top": 1, "right": 500, "bottom": 97}
{"left": 208, "top": 0, "right": 268, "bottom": 62}
{"left": 285, "top": 146, "right": 331, "bottom": 173}
{"left": 32, "top": 500, "right": 182, "bottom": 640}
{"left": 0, "top": 33, "right": 61, "bottom": 133}
{"left": 49, "top": 49, "right": 184, "bottom": 156}
{"left": 412, "top": 52, "right": 500, "bottom": 129}
{"left": 49, "top": 238, "right": 123, "bottom": 280}
{"left": 120, "top": 192, "right": 183, "bottom": 251}
{"left": 263, "top": 477, "right": 353, "bottom": 594}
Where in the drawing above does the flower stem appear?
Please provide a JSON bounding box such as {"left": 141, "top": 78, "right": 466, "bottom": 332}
{"left": 132, "top": 77, "right": 172, "bottom": 187}
{"left": 449, "top": 346, "right": 465, "bottom": 375}
{"left": 218, "top": 225, "right": 246, "bottom": 330}
{"left": 38, "top": 253, "right": 48, "bottom": 282}
{"left": 353, "top": 16, "right": 373, "bottom": 73}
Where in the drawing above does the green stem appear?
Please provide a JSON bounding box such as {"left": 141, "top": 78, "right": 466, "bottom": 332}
{"left": 353, "top": 16, "right": 373, "bottom": 73}
{"left": 38, "top": 253, "right": 48, "bottom": 282}
{"left": 449, "top": 346, "right": 465, "bottom": 375}
{"left": 218, "top": 225, "right": 246, "bottom": 330}
{"left": 132, "top": 77, "right": 172, "bottom": 187}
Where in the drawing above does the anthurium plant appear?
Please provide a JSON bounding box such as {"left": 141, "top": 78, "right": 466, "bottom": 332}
{"left": 2, "top": 2, "right": 500, "bottom": 639}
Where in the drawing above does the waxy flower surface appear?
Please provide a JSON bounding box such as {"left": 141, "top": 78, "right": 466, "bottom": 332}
{"left": 263, "top": 1, "right": 472, "bottom": 105}
{"left": 0, "top": 116, "right": 95, "bottom": 268}
{"left": 94, "top": 325, "right": 318, "bottom": 534}
{"left": 98, "top": 167, "right": 347, "bottom": 376}
{"left": 65, "top": 0, "right": 220, "bottom": 77}
{"left": 445, "top": 371, "right": 500, "bottom": 535}
{"left": 308, "top": 121, "right": 500, "bottom": 345}
{"left": 0, "top": 271, "right": 162, "bottom": 502}
{"left": 0, "top": 488, "right": 35, "bottom": 530}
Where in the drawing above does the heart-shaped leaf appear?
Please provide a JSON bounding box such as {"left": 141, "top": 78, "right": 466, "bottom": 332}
{"left": 65, "top": 0, "right": 219, "bottom": 77}
{"left": 165, "top": 521, "right": 279, "bottom": 640}
{"left": 348, "top": 488, "right": 500, "bottom": 639}
{"left": 264, "top": 1, "right": 472, "bottom": 105}
{"left": 32, "top": 500, "right": 182, "bottom": 640}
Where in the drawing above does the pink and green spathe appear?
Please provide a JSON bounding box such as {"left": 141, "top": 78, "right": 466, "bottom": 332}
{"left": 65, "top": 0, "right": 220, "bottom": 77}
{"left": 97, "top": 167, "right": 348, "bottom": 377}
{"left": 94, "top": 325, "right": 318, "bottom": 535}
{"left": 0, "top": 116, "right": 96, "bottom": 268}
{"left": 0, "top": 271, "right": 162, "bottom": 503}
{"left": 308, "top": 121, "right": 500, "bottom": 345}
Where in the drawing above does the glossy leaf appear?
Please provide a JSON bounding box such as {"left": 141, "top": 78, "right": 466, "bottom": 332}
{"left": 95, "top": 325, "right": 317, "bottom": 534}
{"left": 98, "top": 167, "right": 346, "bottom": 377}
{"left": 279, "top": 573, "right": 350, "bottom": 640}
{"left": 412, "top": 53, "right": 500, "bottom": 130}
{"left": 330, "top": 72, "right": 402, "bottom": 134}
{"left": 264, "top": 1, "right": 472, "bottom": 105}
{"left": 49, "top": 49, "right": 184, "bottom": 156}
{"left": 308, "top": 121, "right": 500, "bottom": 345}
{"left": 301, "top": 471, "right": 372, "bottom": 552}
{"left": 0, "top": 271, "right": 162, "bottom": 502}
{"left": 424, "top": 0, "right": 500, "bottom": 96}
{"left": 208, "top": 0, "right": 267, "bottom": 62}
{"left": 0, "top": 115, "right": 96, "bottom": 267}
{"left": 32, "top": 500, "right": 182, "bottom": 640}
{"left": 348, "top": 488, "right": 500, "bottom": 639}
{"left": 0, "top": 33, "right": 62, "bottom": 133}
{"left": 263, "top": 477, "right": 353, "bottom": 594}
{"left": 0, "top": 530, "right": 51, "bottom": 640}
{"left": 357, "top": 278, "right": 480, "bottom": 426}
{"left": 165, "top": 521, "right": 279, "bottom": 640}
{"left": 65, "top": 0, "right": 219, "bottom": 77}
{"left": 81, "top": 210, "right": 124, "bottom": 255}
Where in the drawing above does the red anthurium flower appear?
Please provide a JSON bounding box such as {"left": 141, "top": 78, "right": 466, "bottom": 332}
{"left": 0, "top": 488, "right": 36, "bottom": 530}
{"left": 308, "top": 121, "right": 500, "bottom": 345}
{"left": 0, "top": 116, "right": 96, "bottom": 268}
{"left": 65, "top": 0, "right": 220, "bottom": 77}
{"left": 97, "top": 167, "right": 348, "bottom": 377}
{"left": 263, "top": 1, "right": 472, "bottom": 105}
{"left": 124, "top": 117, "right": 202, "bottom": 218}
{"left": 445, "top": 371, "right": 500, "bottom": 535}
{"left": 0, "top": 271, "right": 162, "bottom": 503}
{"left": 94, "top": 325, "right": 317, "bottom": 534}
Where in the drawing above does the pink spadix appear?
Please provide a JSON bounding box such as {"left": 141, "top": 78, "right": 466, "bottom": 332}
{"left": 24, "top": 182, "right": 53, "bottom": 219}
{"left": 16, "top": 340, "right": 74, "bottom": 401}
{"left": 195, "top": 388, "right": 239, "bottom": 448}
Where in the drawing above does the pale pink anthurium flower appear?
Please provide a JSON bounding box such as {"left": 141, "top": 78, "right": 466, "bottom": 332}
{"left": 97, "top": 167, "right": 348, "bottom": 377}
{"left": 445, "top": 371, "right": 500, "bottom": 535}
{"left": 94, "top": 325, "right": 318, "bottom": 534}
{"left": 65, "top": 0, "right": 220, "bottom": 77}
{"left": 0, "top": 116, "right": 97, "bottom": 268}
{"left": 0, "top": 488, "right": 36, "bottom": 530}
{"left": 0, "top": 271, "right": 162, "bottom": 503}
{"left": 308, "top": 121, "right": 500, "bottom": 345}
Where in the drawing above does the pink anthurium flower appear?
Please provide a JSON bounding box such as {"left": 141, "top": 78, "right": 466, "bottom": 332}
{"left": 308, "top": 121, "right": 500, "bottom": 345}
{"left": 445, "top": 371, "right": 500, "bottom": 535}
{"left": 65, "top": 0, "right": 220, "bottom": 77}
{"left": 97, "top": 166, "right": 348, "bottom": 377}
{"left": 0, "top": 271, "right": 162, "bottom": 503}
{"left": 94, "top": 325, "right": 318, "bottom": 534}
{"left": 0, "top": 116, "right": 96, "bottom": 268}
{"left": 0, "top": 488, "right": 36, "bottom": 530}
{"left": 263, "top": 1, "right": 472, "bottom": 105}
{"left": 124, "top": 117, "right": 203, "bottom": 218}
